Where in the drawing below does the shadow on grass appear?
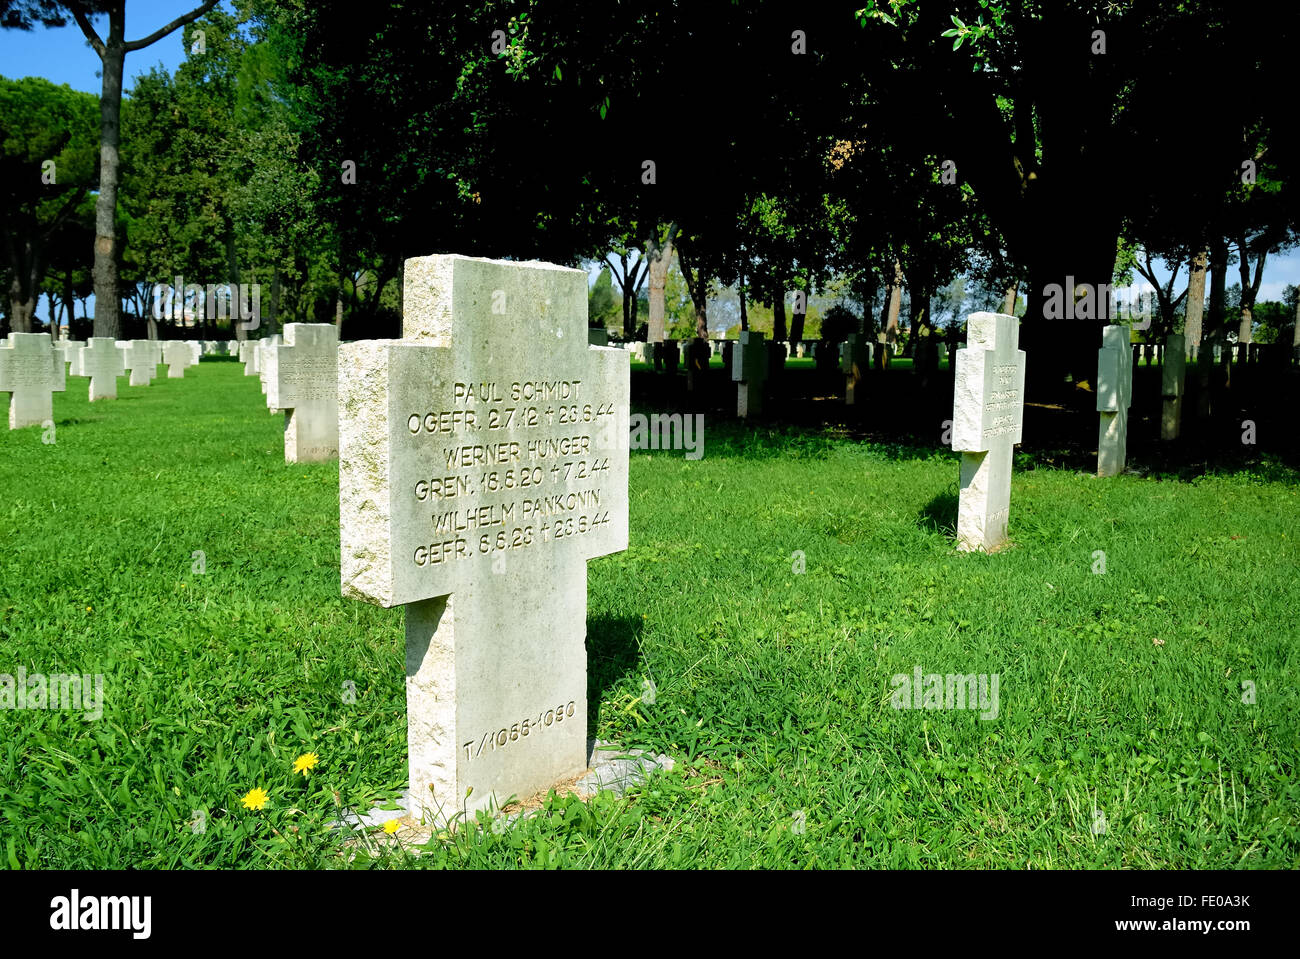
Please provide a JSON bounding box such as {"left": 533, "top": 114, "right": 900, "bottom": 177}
{"left": 917, "top": 488, "right": 959, "bottom": 536}
{"left": 586, "top": 614, "right": 643, "bottom": 744}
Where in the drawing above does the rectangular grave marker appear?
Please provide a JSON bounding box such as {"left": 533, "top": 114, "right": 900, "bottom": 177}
{"left": 267, "top": 323, "right": 339, "bottom": 462}
{"left": 1097, "top": 324, "right": 1133, "bottom": 476}
{"left": 241, "top": 340, "right": 259, "bottom": 376}
{"left": 0, "top": 332, "right": 66, "bottom": 428}
{"left": 73, "top": 337, "right": 125, "bottom": 400}
{"left": 1161, "top": 333, "right": 1185, "bottom": 441}
{"left": 732, "top": 330, "right": 767, "bottom": 417}
{"left": 338, "top": 254, "right": 629, "bottom": 822}
{"left": 952, "top": 312, "right": 1025, "bottom": 552}
{"left": 839, "top": 333, "right": 872, "bottom": 405}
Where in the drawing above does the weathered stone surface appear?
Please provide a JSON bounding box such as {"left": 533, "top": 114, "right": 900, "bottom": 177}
{"left": 73, "top": 337, "right": 124, "bottom": 401}
{"left": 952, "top": 312, "right": 1025, "bottom": 552}
{"left": 268, "top": 323, "right": 339, "bottom": 462}
{"left": 1161, "top": 333, "right": 1185, "bottom": 441}
{"left": 339, "top": 254, "right": 629, "bottom": 823}
{"left": 732, "top": 330, "right": 767, "bottom": 418}
{"left": 1097, "top": 324, "right": 1133, "bottom": 476}
{"left": 0, "top": 332, "right": 66, "bottom": 428}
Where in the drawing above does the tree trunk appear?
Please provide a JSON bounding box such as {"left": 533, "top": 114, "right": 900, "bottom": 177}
{"left": 90, "top": 11, "right": 127, "bottom": 339}
{"left": 1184, "top": 249, "right": 1206, "bottom": 359}
{"left": 1207, "top": 236, "right": 1229, "bottom": 367}
{"left": 1002, "top": 282, "right": 1018, "bottom": 315}
{"left": 645, "top": 223, "right": 677, "bottom": 342}
{"left": 883, "top": 259, "right": 903, "bottom": 351}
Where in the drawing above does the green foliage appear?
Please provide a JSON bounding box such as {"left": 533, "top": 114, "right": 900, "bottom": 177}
{"left": 587, "top": 267, "right": 618, "bottom": 329}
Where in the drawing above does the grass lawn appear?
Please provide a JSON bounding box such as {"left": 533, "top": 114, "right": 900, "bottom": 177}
{"left": 1, "top": 358, "right": 1297, "bottom": 868}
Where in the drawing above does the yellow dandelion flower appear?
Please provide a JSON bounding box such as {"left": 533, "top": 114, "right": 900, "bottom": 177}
{"left": 241, "top": 787, "right": 269, "bottom": 811}
{"left": 292, "top": 752, "right": 319, "bottom": 776}
{"left": 383, "top": 819, "right": 401, "bottom": 835}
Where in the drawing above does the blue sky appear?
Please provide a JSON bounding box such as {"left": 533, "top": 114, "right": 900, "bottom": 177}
{"left": 4, "top": 1, "right": 1296, "bottom": 323}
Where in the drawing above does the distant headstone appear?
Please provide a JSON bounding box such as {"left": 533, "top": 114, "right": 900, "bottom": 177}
{"left": 188, "top": 342, "right": 202, "bottom": 365}
{"left": 240, "top": 340, "right": 258, "bottom": 375}
{"left": 952, "top": 313, "right": 1025, "bottom": 552}
{"left": 0, "top": 332, "right": 66, "bottom": 428}
{"left": 122, "top": 340, "right": 157, "bottom": 387}
{"left": 258, "top": 335, "right": 282, "bottom": 397}
{"left": 1161, "top": 333, "right": 1185, "bottom": 441}
{"left": 1096, "top": 324, "right": 1133, "bottom": 477}
{"left": 937, "top": 342, "right": 950, "bottom": 365}
{"left": 839, "top": 334, "right": 872, "bottom": 405}
{"left": 338, "top": 254, "right": 629, "bottom": 822}
{"left": 875, "top": 332, "right": 889, "bottom": 369}
{"left": 267, "top": 323, "right": 339, "bottom": 462}
{"left": 659, "top": 339, "right": 680, "bottom": 373}
{"left": 72, "top": 337, "right": 124, "bottom": 401}
{"left": 203, "top": 341, "right": 219, "bottom": 355}
{"left": 54, "top": 340, "right": 84, "bottom": 371}
{"left": 732, "top": 330, "right": 768, "bottom": 418}
{"left": 163, "top": 341, "right": 190, "bottom": 378}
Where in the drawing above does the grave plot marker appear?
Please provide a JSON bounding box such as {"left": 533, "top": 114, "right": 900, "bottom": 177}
{"left": 73, "top": 337, "right": 125, "bottom": 401}
{"left": 952, "top": 312, "right": 1025, "bottom": 552}
{"left": 732, "top": 330, "right": 768, "bottom": 418}
{"left": 0, "top": 332, "right": 66, "bottom": 428}
{"left": 122, "top": 340, "right": 157, "bottom": 387}
{"left": 839, "top": 333, "right": 872, "bottom": 405}
{"left": 240, "top": 340, "right": 259, "bottom": 376}
{"left": 1097, "top": 324, "right": 1133, "bottom": 476}
{"left": 338, "top": 253, "right": 629, "bottom": 822}
{"left": 163, "top": 341, "right": 190, "bottom": 378}
{"left": 267, "top": 323, "right": 339, "bottom": 462}
{"left": 1161, "top": 333, "right": 1185, "bottom": 441}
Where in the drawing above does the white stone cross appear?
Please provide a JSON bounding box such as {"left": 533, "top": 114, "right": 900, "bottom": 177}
{"left": 732, "top": 330, "right": 768, "bottom": 417}
{"left": 839, "top": 333, "right": 872, "bottom": 405}
{"left": 1160, "top": 333, "right": 1185, "bottom": 441}
{"left": 121, "top": 340, "right": 157, "bottom": 387}
{"left": 952, "top": 312, "right": 1025, "bottom": 552}
{"left": 54, "top": 340, "right": 84, "bottom": 371}
{"left": 240, "top": 340, "right": 259, "bottom": 376}
{"left": 1096, "top": 324, "right": 1133, "bottom": 476}
{"left": 338, "top": 254, "right": 630, "bottom": 823}
{"left": 163, "top": 341, "right": 190, "bottom": 378}
{"left": 0, "top": 332, "right": 66, "bottom": 428}
{"left": 73, "top": 337, "right": 125, "bottom": 401}
{"left": 267, "top": 323, "right": 339, "bottom": 462}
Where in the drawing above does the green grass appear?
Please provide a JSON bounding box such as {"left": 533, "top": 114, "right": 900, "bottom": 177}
{"left": 1, "top": 359, "right": 1297, "bottom": 868}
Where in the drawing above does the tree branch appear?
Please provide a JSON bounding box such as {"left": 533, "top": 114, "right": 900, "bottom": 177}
{"left": 124, "top": 0, "right": 218, "bottom": 52}
{"left": 67, "top": 3, "right": 105, "bottom": 59}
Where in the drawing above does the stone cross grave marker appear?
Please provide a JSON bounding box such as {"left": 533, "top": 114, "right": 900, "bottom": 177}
{"left": 163, "top": 341, "right": 190, "bottom": 378}
{"left": 121, "top": 340, "right": 157, "bottom": 387}
{"left": 338, "top": 254, "right": 630, "bottom": 822}
{"left": 1161, "top": 333, "right": 1185, "bottom": 441}
{"left": 1096, "top": 324, "right": 1133, "bottom": 476}
{"left": 732, "top": 330, "right": 768, "bottom": 418}
{"left": 0, "top": 332, "right": 66, "bottom": 428}
{"left": 73, "top": 337, "right": 125, "bottom": 401}
{"left": 55, "top": 340, "right": 83, "bottom": 371}
{"left": 839, "top": 333, "right": 872, "bottom": 405}
{"left": 267, "top": 323, "right": 339, "bottom": 462}
{"left": 258, "top": 335, "right": 282, "bottom": 407}
{"left": 952, "top": 312, "right": 1025, "bottom": 552}
{"left": 240, "top": 340, "right": 259, "bottom": 376}
{"left": 188, "top": 342, "right": 202, "bottom": 365}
